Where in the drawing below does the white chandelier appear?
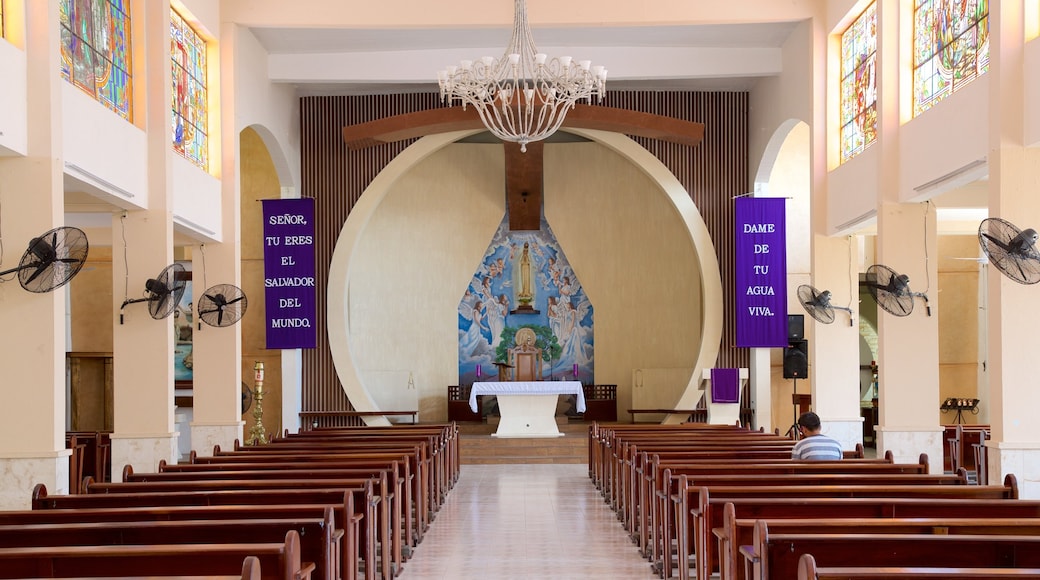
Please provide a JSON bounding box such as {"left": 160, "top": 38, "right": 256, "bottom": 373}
{"left": 437, "top": 0, "right": 607, "bottom": 152}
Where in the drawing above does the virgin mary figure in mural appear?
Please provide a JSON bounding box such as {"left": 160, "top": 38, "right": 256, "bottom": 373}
{"left": 515, "top": 242, "right": 534, "bottom": 308}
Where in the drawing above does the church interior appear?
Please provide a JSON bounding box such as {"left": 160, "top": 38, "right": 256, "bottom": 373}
{"left": 3, "top": 0, "right": 1040, "bottom": 576}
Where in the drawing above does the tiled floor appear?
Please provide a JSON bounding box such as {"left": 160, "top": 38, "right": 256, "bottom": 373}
{"left": 399, "top": 464, "right": 660, "bottom": 579}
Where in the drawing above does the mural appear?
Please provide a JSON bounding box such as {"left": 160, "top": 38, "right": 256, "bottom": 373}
{"left": 459, "top": 217, "right": 594, "bottom": 384}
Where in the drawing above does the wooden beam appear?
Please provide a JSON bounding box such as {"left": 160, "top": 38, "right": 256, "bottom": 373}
{"left": 504, "top": 141, "right": 543, "bottom": 231}
{"left": 341, "top": 104, "right": 704, "bottom": 150}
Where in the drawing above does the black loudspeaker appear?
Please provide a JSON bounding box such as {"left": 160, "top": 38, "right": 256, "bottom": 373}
{"left": 788, "top": 314, "right": 804, "bottom": 342}
{"left": 783, "top": 340, "right": 808, "bottom": 379}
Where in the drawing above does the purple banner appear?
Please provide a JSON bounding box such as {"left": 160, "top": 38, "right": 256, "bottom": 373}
{"left": 262, "top": 198, "right": 316, "bottom": 349}
{"left": 735, "top": 197, "right": 788, "bottom": 348}
{"left": 711, "top": 368, "right": 739, "bottom": 403}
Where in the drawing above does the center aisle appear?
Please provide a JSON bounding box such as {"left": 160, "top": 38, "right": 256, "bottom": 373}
{"left": 399, "top": 463, "right": 659, "bottom": 579}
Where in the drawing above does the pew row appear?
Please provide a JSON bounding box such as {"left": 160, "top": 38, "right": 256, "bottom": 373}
{"left": 0, "top": 530, "right": 311, "bottom": 580}
{"left": 1, "top": 501, "right": 350, "bottom": 580}
{"left": 33, "top": 484, "right": 372, "bottom": 580}
{"left": 676, "top": 474, "right": 1019, "bottom": 580}
{"left": 746, "top": 521, "right": 1040, "bottom": 580}
{"left": 798, "top": 553, "right": 1040, "bottom": 580}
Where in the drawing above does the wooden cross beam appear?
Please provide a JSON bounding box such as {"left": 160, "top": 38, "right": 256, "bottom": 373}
{"left": 342, "top": 104, "right": 704, "bottom": 231}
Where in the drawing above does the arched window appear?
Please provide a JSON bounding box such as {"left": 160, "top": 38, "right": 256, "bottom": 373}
{"left": 59, "top": 0, "right": 133, "bottom": 120}
{"left": 840, "top": 2, "right": 877, "bottom": 163}
{"left": 171, "top": 8, "right": 208, "bottom": 170}
{"left": 913, "top": 0, "right": 989, "bottom": 116}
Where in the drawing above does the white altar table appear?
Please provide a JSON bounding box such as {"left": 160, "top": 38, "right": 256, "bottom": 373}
{"left": 469, "top": 381, "right": 587, "bottom": 438}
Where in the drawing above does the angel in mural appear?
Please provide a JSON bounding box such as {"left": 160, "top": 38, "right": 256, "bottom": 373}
{"left": 547, "top": 296, "right": 564, "bottom": 339}
{"left": 459, "top": 300, "right": 492, "bottom": 358}
{"left": 559, "top": 275, "right": 577, "bottom": 307}
{"left": 559, "top": 299, "right": 593, "bottom": 366}
{"left": 487, "top": 294, "right": 509, "bottom": 348}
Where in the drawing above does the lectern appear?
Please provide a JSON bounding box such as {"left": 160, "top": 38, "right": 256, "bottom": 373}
{"left": 492, "top": 362, "right": 514, "bottom": 382}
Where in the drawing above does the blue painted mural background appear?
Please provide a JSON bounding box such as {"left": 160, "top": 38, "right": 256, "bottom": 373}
{"left": 459, "top": 217, "right": 594, "bottom": 384}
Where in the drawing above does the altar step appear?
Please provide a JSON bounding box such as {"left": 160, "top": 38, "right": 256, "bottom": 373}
{"left": 458, "top": 422, "right": 591, "bottom": 464}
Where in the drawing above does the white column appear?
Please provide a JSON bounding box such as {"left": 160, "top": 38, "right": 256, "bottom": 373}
{"left": 810, "top": 235, "right": 863, "bottom": 451}
{"left": 110, "top": 2, "right": 178, "bottom": 478}
{"left": 190, "top": 20, "right": 244, "bottom": 454}
{"left": 872, "top": 1, "right": 941, "bottom": 472}
{"left": 985, "top": 1, "right": 1040, "bottom": 497}
{"left": 748, "top": 348, "right": 772, "bottom": 431}
{"left": 0, "top": 0, "right": 70, "bottom": 509}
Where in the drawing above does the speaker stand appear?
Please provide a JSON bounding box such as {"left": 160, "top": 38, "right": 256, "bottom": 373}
{"left": 785, "top": 378, "right": 801, "bottom": 440}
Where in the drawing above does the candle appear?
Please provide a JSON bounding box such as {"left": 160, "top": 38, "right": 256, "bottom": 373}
{"left": 476, "top": 364, "right": 482, "bottom": 378}
{"left": 573, "top": 363, "right": 579, "bottom": 378}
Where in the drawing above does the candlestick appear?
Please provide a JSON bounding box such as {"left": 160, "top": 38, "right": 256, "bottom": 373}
{"left": 573, "top": 363, "right": 579, "bottom": 378}
{"left": 247, "top": 361, "right": 268, "bottom": 445}
{"left": 476, "top": 364, "right": 482, "bottom": 379}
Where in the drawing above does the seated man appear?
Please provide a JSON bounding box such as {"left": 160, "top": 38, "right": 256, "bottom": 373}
{"left": 791, "top": 411, "right": 843, "bottom": 460}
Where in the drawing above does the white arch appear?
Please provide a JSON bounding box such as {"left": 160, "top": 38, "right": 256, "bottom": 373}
{"left": 243, "top": 124, "right": 296, "bottom": 189}
{"left": 753, "top": 118, "right": 806, "bottom": 191}
{"left": 326, "top": 129, "right": 724, "bottom": 424}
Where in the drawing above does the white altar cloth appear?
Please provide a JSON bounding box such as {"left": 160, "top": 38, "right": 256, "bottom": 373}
{"left": 469, "top": 381, "right": 587, "bottom": 413}
{"left": 469, "top": 381, "right": 586, "bottom": 438}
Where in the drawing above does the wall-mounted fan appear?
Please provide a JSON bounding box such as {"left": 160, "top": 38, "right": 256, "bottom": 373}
{"left": 241, "top": 381, "right": 254, "bottom": 414}
{"left": 796, "top": 284, "right": 854, "bottom": 326}
{"left": 864, "top": 264, "right": 931, "bottom": 317}
{"left": 119, "top": 263, "right": 187, "bottom": 323}
{"left": 978, "top": 217, "right": 1040, "bottom": 285}
{"left": 0, "top": 226, "right": 89, "bottom": 293}
{"left": 197, "top": 284, "right": 248, "bottom": 327}
{"left": 193, "top": 244, "right": 249, "bottom": 329}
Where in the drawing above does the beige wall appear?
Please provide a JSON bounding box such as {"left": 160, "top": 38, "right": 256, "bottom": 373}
{"left": 346, "top": 140, "right": 702, "bottom": 421}
{"left": 937, "top": 235, "right": 982, "bottom": 424}
{"left": 71, "top": 247, "right": 113, "bottom": 352}
{"left": 240, "top": 127, "right": 283, "bottom": 435}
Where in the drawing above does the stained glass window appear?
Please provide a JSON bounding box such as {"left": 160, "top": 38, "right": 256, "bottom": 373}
{"left": 840, "top": 3, "right": 877, "bottom": 163}
{"left": 913, "top": 0, "right": 989, "bottom": 116}
{"left": 171, "top": 9, "right": 208, "bottom": 170}
{"left": 59, "top": 0, "right": 133, "bottom": 120}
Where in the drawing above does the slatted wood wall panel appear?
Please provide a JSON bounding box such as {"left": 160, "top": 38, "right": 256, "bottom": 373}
{"left": 299, "top": 91, "right": 749, "bottom": 420}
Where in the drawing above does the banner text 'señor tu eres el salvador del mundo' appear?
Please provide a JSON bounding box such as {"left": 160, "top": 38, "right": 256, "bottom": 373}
{"left": 263, "top": 198, "right": 316, "bottom": 349}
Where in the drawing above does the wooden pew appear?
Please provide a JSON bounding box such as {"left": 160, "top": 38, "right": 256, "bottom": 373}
{"left": 0, "top": 530, "right": 312, "bottom": 580}
{"left": 195, "top": 448, "right": 427, "bottom": 548}
{"left": 213, "top": 442, "right": 434, "bottom": 536}
{"left": 0, "top": 502, "right": 350, "bottom": 580}
{"left": 125, "top": 463, "right": 406, "bottom": 570}
{"left": 747, "top": 520, "right": 1040, "bottom": 580}
{"left": 633, "top": 451, "right": 897, "bottom": 556}
{"left": 13, "top": 556, "right": 261, "bottom": 580}
{"left": 798, "top": 553, "right": 1040, "bottom": 580}
{"left": 687, "top": 475, "right": 1025, "bottom": 580}
{"left": 271, "top": 424, "right": 458, "bottom": 506}
{"left": 0, "top": 517, "right": 335, "bottom": 580}
{"left": 33, "top": 483, "right": 374, "bottom": 580}
{"left": 83, "top": 477, "right": 393, "bottom": 580}
{"left": 587, "top": 423, "right": 765, "bottom": 491}
{"left": 160, "top": 457, "right": 422, "bottom": 550}
{"left": 723, "top": 516, "right": 1040, "bottom": 580}
{"left": 680, "top": 475, "right": 1020, "bottom": 580}
{"left": 646, "top": 458, "right": 932, "bottom": 576}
